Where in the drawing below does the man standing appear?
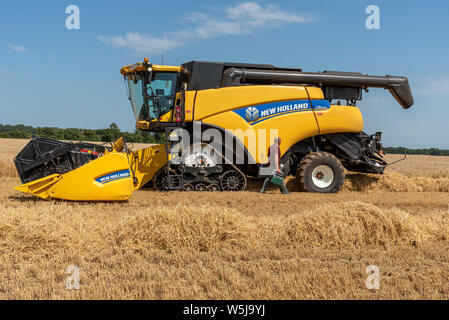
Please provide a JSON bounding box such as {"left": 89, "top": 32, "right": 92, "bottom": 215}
{"left": 260, "top": 137, "right": 289, "bottom": 194}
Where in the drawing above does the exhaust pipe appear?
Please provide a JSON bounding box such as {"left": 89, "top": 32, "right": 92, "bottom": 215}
{"left": 221, "top": 68, "right": 414, "bottom": 109}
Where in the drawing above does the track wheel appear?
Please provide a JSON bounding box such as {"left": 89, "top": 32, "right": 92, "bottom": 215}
{"left": 195, "top": 183, "right": 207, "bottom": 191}
{"left": 182, "top": 184, "right": 195, "bottom": 191}
{"left": 296, "top": 151, "right": 345, "bottom": 193}
{"left": 207, "top": 184, "right": 220, "bottom": 191}
{"left": 154, "top": 171, "right": 181, "bottom": 191}
{"left": 220, "top": 170, "right": 246, "bottom": 191}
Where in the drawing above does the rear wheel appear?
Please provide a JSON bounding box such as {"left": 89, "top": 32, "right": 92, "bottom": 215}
{"left": 297, "top": 151, "right": 345, "bottom": 193}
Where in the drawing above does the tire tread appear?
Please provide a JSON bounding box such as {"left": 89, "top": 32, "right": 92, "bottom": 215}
{"left": 297, "top": 151, "right": 345, "bottom": 193}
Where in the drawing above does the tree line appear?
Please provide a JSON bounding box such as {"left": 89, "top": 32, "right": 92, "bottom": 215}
{"left": 382, "top": 147, "right": 449, "bottom": 156}
{"left": 0, "top": 123, "right": 163, "bottom": 144}
{"left": 1, "top": 124, "right": 448, "bottom": 155}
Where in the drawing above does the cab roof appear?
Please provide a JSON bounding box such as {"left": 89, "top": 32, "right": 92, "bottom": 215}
{"left": 181, "top": 61, "right": 302, "bottom": 90}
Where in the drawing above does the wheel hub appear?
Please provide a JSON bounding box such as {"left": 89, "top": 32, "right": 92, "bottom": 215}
{"left": 182, "top": 144, "right": 218, "bottom": 167}
{"left": 228, "top": 177, "right": 238, "bottom": 187}
{"left": 311, "top": 165, "right": 334, "bottom": 188}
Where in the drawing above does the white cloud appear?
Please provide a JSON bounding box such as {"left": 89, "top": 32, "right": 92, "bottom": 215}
{"left": 6, "top": 43, "right": 28, "bottom": 53}
{"left": 98, "top": 33, "right": 181, "bottom": 53}
{"left": 99, "top": 2, "right": 315, "bottom": 53}
{"left": 416, "top": 76, "right": 449, "bottom": 95}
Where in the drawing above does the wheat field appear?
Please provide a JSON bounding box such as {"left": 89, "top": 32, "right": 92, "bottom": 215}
{"left": 0, "top": 138, "right": 448, "bottom": 299}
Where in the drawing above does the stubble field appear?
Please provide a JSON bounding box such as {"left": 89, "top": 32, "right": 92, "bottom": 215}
{"left": 0, "top": 138, "right": 448, "bottom": 299}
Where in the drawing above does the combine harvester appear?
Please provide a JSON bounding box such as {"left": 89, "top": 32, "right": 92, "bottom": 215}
{"left": 13, "top": 59, "right": 413, "bottom": 200}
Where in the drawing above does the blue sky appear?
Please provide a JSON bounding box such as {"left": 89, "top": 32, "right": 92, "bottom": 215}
{"left": 0, "top": 0, "right": 448, "bottom": 148}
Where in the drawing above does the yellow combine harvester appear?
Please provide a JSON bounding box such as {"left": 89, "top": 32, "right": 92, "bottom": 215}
{"left": 14, "top": 58, "right": 413, "bottom": 200}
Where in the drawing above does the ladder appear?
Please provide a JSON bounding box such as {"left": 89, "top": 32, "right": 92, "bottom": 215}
{"left": 164, "top": 127, "right": 184, "bottom": 191}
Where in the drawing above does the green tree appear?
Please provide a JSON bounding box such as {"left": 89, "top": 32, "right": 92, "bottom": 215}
{"left": 36, "top": 127, "right": 62, "bottom": 140}
{"left": 63, "top": 128, "right": 82, "bottom": 141}
{"left": 83, "top": 129, "right": 99, "bottom": 141}
{"left": 109, "top": 123, "right": 120, "bottom": 131}
{"left": 5, "top": 129, "right": 30, "bottom": 139}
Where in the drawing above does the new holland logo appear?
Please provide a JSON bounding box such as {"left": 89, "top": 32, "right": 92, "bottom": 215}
{"left": 245, "top": 106, "right": 259, "bottom": 122}
{"left": 95, "top": 170, "right": 131, "bottom": 184}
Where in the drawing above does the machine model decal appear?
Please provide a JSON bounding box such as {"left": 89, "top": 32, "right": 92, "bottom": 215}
{"left": 311, "top": 99, "right": 331, "bottom": 110}
{"left": 95, "top": 169, "right": 131, "bottom": 184}
{"left": 234, "top": 99, "right": 330, "bottom": 125}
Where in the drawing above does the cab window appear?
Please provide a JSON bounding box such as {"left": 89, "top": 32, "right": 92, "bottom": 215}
{"left": 146, "top": 72, "right": 177, "bottom": 118}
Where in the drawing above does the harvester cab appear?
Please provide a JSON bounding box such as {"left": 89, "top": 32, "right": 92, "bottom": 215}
{"left": 121, "top": 58, "right": 187, "bottom": 131}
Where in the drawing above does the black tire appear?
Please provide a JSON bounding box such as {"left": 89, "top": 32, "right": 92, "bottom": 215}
{"left": 182, "top": 183, "right": 195, "bottom": 191}
{"left": 195, "top": 183, "right": 207, "bottom": 191}
{"left": 153, "top": 170, "right": 181, "bottom": 191}
{"left": 220, "top": 170, "right": 247, "bottom": 191}
{"left": 207, "top": 183, "right": 221, "bottom": 191}
{"left": 296, "top": 151, "right": 345, "bottom": 193}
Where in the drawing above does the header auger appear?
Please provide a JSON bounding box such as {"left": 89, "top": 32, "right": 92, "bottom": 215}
{"left": 13, "top": 59, "right": 413, "bottom": 200}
